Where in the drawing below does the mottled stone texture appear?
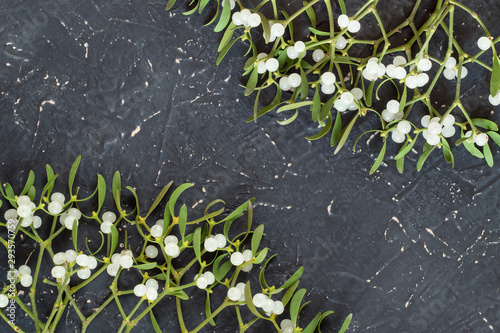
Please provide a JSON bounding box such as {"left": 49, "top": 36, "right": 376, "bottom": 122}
{"left": 0, "top": 0, "right": 500, "bottom": 332}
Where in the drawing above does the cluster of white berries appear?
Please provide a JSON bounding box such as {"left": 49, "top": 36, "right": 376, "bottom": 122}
{"left": 280, "top": 319, "right": 295, "bottom": 333}
{"left": 51, "top": 250, "right": 76, "bottom": 283}
{"left": 320, "top": 71, "right": 336, "bottom": 94}
{"left": 150, "top": 219, "right": 166, "bottom": 238}
{"left": 230, "top": 249, "right": 253, "bottom": 272}
{"left": 334, "top": 89, "right": 363, "bottom": 112}
{"left": 362, "top": 57, "right": 386, "bottom": 82}
{"left": 227, "top": 282, "right": 246, "bottom": 302}
{"left": 231, "top": 9, "right": 261, "bottom": 28}
{"left": 279, "top": 73, "right": 302, "bottom": 92}
{"left": 47, "top": 192, "right": 65, "bottom": 215}
{"left": 107, "top": 250, "right": 134, "bottom": 276}
{"left": 100, "top": 211, "right": 117, "bottom": 234}
{"left": 59, "top": 207, "right": 82, "bottom": 231}
{"left": 488, "top": 92, "right": 500, "bottom": 106}
{"left": 442, "top": 57, "right": 468, "bottom": 80}
{"left": 477, "top": 36, "right": 491, "bottom": 51}
{"left": 464, "top": 131, "right": 489, "bottom": 146}
{"left": 204, "top": 233, "right": 227, "bottom": 252}
{"left": 256, "top": 53, "right": 280, "bottom": 74}
{"left": 75, "top": 254, "right": 98, "bottom": 279}
{"left": 133, "top": 279, "right": 159, "bottom": 301}
{"left": 337, "top": 14, "right": 361, "bottom": 33}
{"left": 404, "top": 57, "right": 431, "bottom": 89}
{"left": 286, "top": 41, "right": 306, "bottom": 60}
{"left": 4, "top": 195, "right": 41, "bottom": 229}
{"left": 386, "top": 56, "right": 409, "bottom": 80}
{"left": 164, "top": 235, "right": 180, "bottom": 257}
{"left": 17, "top": 265, "right": 33, "bottom": 287}
{"left": 194, "top": 271, "right": 216, "bottom": 289}
{"left": 382, "top": 99, "right": 404, "bottom": 123}
{"left": 391, "top": 120, "right": 412, "bottom": 143}
{"left": 252, "top": 292, "right": 284, "bottom": 315}
{"left": 421, "top": 114, "right": 456, "bottom": 146}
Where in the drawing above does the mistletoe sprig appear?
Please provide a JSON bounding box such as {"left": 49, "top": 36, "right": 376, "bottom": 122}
{"left": 0, "top": 156, "right": 351, "bottom": 332}
{"left": 168, "top": 0, "right": 500, "bottom": 173}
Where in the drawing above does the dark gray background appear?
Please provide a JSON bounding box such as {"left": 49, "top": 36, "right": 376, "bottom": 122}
{"left": 1, "top": 0, "right": 500, "bottom": 332}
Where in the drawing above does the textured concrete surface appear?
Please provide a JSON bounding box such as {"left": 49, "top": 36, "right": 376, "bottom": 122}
{"left": 1, "top": 0, "right": 500, "bottom": 332}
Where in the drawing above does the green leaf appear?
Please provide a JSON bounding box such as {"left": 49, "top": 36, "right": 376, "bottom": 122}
{"left": 163, "top": 201, "right": 172, "bottom": 231}
{"left": 244, "top": 66, "right": 259, "bottom": 96}
{"left": 96, "top": 174, "right": 106, "bottom": 215}
{"left": 483, "top": 143, "right": 494, "bottom": 167}
{"left": 20, "top": 171, "right": 35, "bottom": 196}
{"left": 463, "top": 140, "right": 485, "bottom": 158}
{"left": 193, "top": 227, "right": 202, "bottom": 264}
{"left": 257, "top": 12, "right": 271, "bottom": 43}
{"left": 306, "top": 112, "right": 333, "bottom": 140}
{"left": 416, "top": 145, "right": 436, "bottom": 172}
{"left": 277, "top": 109, "right": 299, "bottom": 125}
{"left": 126, "top": 186, "right": 140, "bottom": 216}
{"left": 394, "top": 134, "right": 419, "bottom": 160}
{"left": 218, "top": 24, "right": 236, "bottom": 52}
{"left": 309, "top": 27, "right": 330, "bottom": 36}
{"left": 253, "top": 247, "right": 268, "bottom": 264}
{"left": 396, "top": 156, "right": 404, "bottom": 173}
{"left": 365, "top": 81, "right": 375, "bottom": 107}
{"left": 369, "top": 140, "right": 387, "bottom": 175}
{"left": 338, "top": 314, "right": 353, "bottom": 333}
{"left": 471, "top": 118, "right": 499, "bottom": 131}
{"left": 455, "top": 136, "right": 470, "bottom": 146}
{"left": 204, "top": 1, "right": 221, "bottom": 26}
{"left": 150, "top": 312, "right": 162, "bottom": 333}
{"left": 244, "top": 282, "right": 265, "bottom": 318}
{"left": 302, "top": 312, "right": 323, "bottom": 333}
{"left": 166, "top": 0, "right": 177, "bottom": 10}
{"left": 300, "top": 67, "right": 309, "bottom": 101}
{"left": 110, "top": 224, "right": 119, "bottom": 255}
{"left": 178, "top": 204, "right": 187, "bottom": 242}
{"left": 183, "top": 2, "right": 199, "bottom": 15}
{"left": 145, "top": 181, "right": 173, "bottom": 219}
{"left": 40, "top": 174, "right": 58, "bottom": 203}
{"left": 251, "top": 224, "right": 264, "bottom": 256}
{"left": 72, "top": 219, "right": 78, "bottom": 250}
{"left": 214, "top": 0, "right": 231, "bottom": 32}
{"left": 247, "top": 83, "right": 283, "bottom": 122}
{"left": 491, "top": 55, "right": 500, "bottom": 97}
{"left": 205, "top": 292, "right": 216, "bottom": 326}
{"left": 487, "top": 131, "right": 500, "bottom": 147}
{"left": 338, "top": 0, "right": 347, "bottom": 14}
{"left": 317, "top": 310, "right": 335, "bottom": 333}
{"left": 303, "top": 1, "right": 317, "bottom": 28}
{"left": 258, "top": 254, "right": 277, "bottom": 291}
{"left": 68, "top": 155, "right": 81, "bottom": 196}
{"left": 170, "top": 289, "right": 189, "bottom": 300}
{"left": 311, "top": 87, "right": 321, "bottom": 122}
{"left": 280, "top": 266, "right": 304, "bottom": 290}
{"left": 221, "top": 200, "right": 251, "bottom": 222}
{"left": 334, "top": 114, "right": 359, "bottom": 154}
{"left": 331, "top": 111, "right": 343, "bottom": 146}
{"left": 27, "top": 186, "right": 36, "bottom": 202}
{"left": 133, "top": 262, "right": 157, "bottom": 270}
{"left": 45, "top": 164, "right": 55, "bottom": 197}
{"left": 4, "top": 184, "right": 16, "bottom": 207}
{"left": 290, "top": 289, "right": 307, "bottom": 328}
{"left": 399, "top": 84, "right": 407, "bottom": 114}
{"left": 320, "top": 95, "right": 335, "bottom": 122}
{"left": 169, "top": 183, "right": 194, "bottom": 218}
{"left": 278, "top": 101, "right": 314, "bottom": 113}
{"left": 217, "top": 37, "right": 240, "bottom": 66}
{"left": 253, "top": 89, "right": 262, "bottom": 123}
{"left": 199, "top": 0, "right": 210, "bottom": 13}
{"left": 281, "top": 280, "right": 299, "bottom": 307}
{"left": 112, "top": 171, "right": 121, "bottom": 212}
{"left": 213, "top": 254, "right": 230, "bottom": 282}
{"left": 441, "top": 137, "right": 454, "bottom": 167}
